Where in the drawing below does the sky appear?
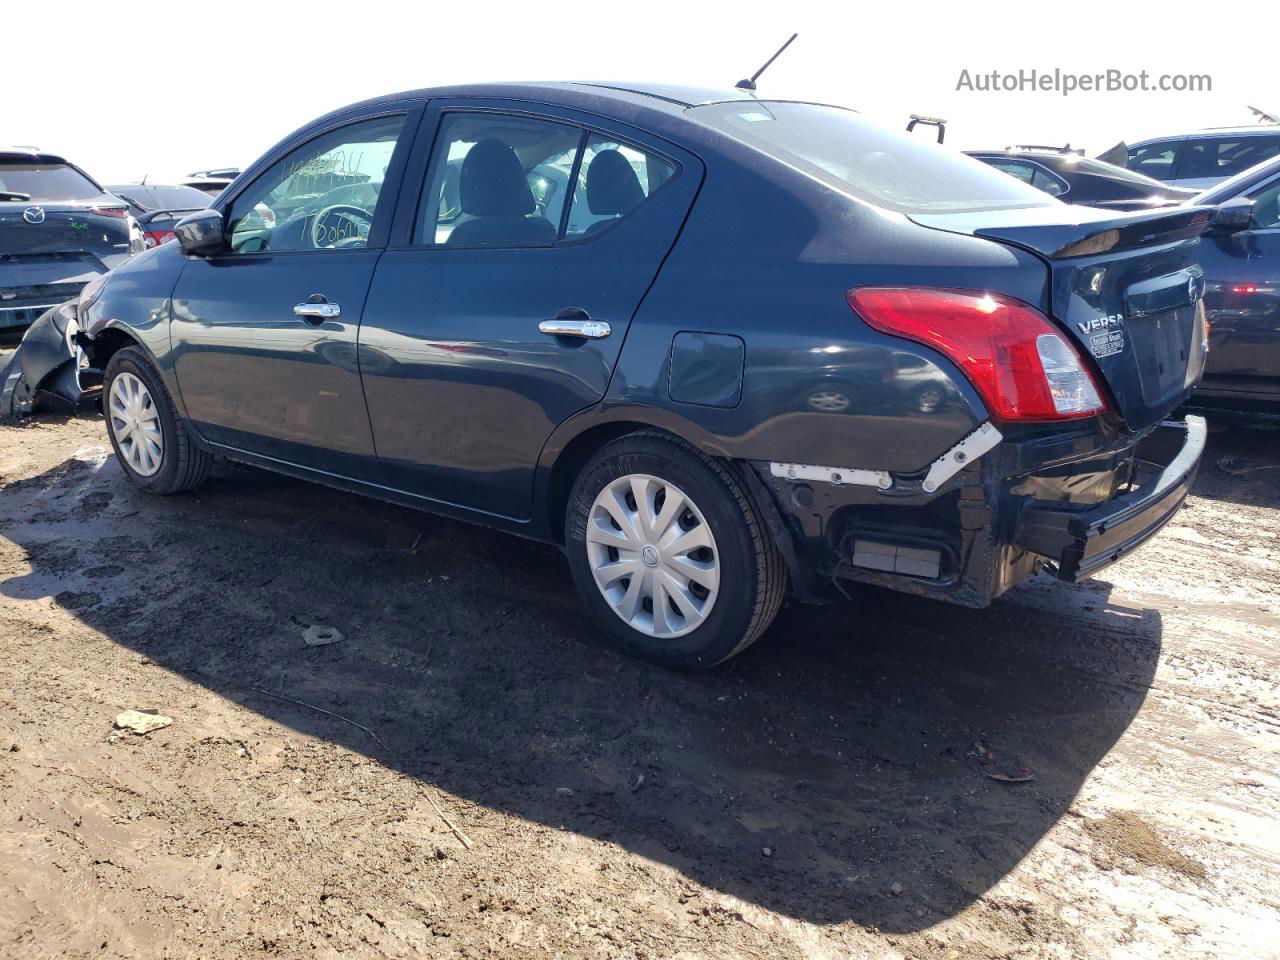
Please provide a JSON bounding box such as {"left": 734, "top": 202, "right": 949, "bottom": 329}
{"left": 7, "top": 0, "right": 1276, "bottom": 185}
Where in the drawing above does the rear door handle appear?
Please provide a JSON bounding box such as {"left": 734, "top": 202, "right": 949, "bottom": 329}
{"left": 538, "top": 318, "right": 611, "bottom": 339}
{"left": 294, "top": 296, "right": 341, "bottom": 323}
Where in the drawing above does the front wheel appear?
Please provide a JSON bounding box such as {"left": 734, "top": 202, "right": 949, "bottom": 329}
{"left": 103, "top": 346, "right": 211, "bottom": 495}
{"left": 565, "top": 432, "right": 786, "bottom": 669}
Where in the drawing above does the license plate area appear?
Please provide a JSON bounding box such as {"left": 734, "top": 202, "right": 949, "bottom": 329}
{"left": 1128, "top": 305, "right": 1194, "bottom": 408}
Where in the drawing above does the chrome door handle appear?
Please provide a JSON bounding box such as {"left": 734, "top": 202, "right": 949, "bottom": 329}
{"left": 294, "top": 301, "right": 341, "bottom": 321}
{"left": 538, "top": 319, "right": 611, "bottom": 339}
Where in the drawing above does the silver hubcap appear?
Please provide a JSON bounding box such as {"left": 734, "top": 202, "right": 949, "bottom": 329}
{"left": 586, "top": 474, "right": 720, "bottom": 638}
{"left": 108, "top": 372, "right": 163, "bottom": 477}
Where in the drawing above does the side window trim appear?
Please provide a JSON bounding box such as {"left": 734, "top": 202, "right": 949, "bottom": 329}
{"left": 555, "top": 129, "right": 590, "bottom": 239}
{"left": 213, "top": 105, "right": 418, "bottom": 257}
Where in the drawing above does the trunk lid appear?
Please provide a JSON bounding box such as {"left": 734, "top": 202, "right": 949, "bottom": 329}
{"left": 911, "top": 204, "right": 1213, "bottom": 430}
{"left": 0, "top": 202, "right": 130, "bottom": 259}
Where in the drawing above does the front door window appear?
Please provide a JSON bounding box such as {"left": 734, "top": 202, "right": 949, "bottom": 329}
{"left": 225, "top": 115, "right": 405, "bottom": 254}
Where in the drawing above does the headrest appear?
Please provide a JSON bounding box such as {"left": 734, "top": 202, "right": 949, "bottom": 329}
{"left": 586, "top": 149, "right": 646, "bottom": 216}
{"left": 460, "top": 139, "right": 535, "bottom": 217}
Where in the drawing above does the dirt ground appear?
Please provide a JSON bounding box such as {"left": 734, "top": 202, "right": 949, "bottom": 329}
{"left": 1, "top": 368, "right": 1277, "bottom": 958}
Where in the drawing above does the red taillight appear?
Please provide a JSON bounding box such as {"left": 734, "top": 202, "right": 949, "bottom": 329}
{"left": 143, "top": 230, "right": 175, "bottom": 248}
{"left": 91, "top": 205, "right": 129, "bottom": 219}
{"left": 847, "top": 287, "right": 1107, "bottom": 421}
{"left": 1232, "top": 284, "right": 1257, "bottom": 295}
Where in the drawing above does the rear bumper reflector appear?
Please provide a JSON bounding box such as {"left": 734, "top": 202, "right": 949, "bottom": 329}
{"left": 850, "top": 540, "right": 942, "bottom": 579}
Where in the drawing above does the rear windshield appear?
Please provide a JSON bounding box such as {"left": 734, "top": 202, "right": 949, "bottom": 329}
{"left": 0, "top": 162, "right": 102, "bottom": 202}
{"left": 688, "top": 101, "right": 1055, "bottom": 214}
{"left": 108, "top": 184, "right": 211, "bottom": 212}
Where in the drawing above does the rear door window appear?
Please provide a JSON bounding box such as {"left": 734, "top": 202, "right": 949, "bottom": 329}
{"left": 984, "top": 159, "right": 1036, "bottom": 184}
{"left": 416, "top": 113, "right": 583, "bottom": 246}
{"left": 1030, "top": 166, "right": 1068, "bottom": 196}
{"left": 1127, "top": 142, "right": 1178, "bottom": 180}
{"left": 1181, "top": 136, "right": 1280, "bottom": 180}
{"left": 564, "top": 135, "right": 676, "bottom": 237}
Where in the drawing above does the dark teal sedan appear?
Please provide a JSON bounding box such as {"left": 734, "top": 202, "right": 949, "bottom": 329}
{"left": 8, "top": 82, "right": 1216, "bottom": 667}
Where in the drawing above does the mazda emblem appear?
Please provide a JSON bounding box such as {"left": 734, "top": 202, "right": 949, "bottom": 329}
{"left": 22, "top": 206, "right": 46, "bottom": 224}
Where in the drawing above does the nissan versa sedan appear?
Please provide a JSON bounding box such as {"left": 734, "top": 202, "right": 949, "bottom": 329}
{"left": 19, "top": 83, "right": 1216, "bottom": 668}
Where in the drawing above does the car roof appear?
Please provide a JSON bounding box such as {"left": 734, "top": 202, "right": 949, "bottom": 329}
{"left": 0, "top": 146, "right": 69, "bottom": 164}
{"left": 967, "top": 149, "right": 1073, "bottom": 160}
{"left": 1131, "top": 125, "right": 1280, "bottom": 145}
{"left": 309, "top": 81, "right": 762, "bottom": 127}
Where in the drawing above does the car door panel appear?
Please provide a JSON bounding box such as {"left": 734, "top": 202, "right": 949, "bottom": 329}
{"left": 359, "top": 103, "right": 703, "bottom": 518}
{"left": 168, "top": 108, "right": 417, "bottom": 479}
{"left": 170, "top": 252, "right": 381, "bottom": 476}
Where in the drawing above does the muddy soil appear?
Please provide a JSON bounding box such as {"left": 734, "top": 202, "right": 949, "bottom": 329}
{"left": 1, "top": 391, "right": 1277, "bottom": 959}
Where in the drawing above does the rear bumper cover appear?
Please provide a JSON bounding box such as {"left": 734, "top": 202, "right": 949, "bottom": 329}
{"left": 1013, "top": 416, "right": 1205, "bottom": 581}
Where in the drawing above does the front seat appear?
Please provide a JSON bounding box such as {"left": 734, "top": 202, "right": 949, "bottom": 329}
{"left": 584, "top": 149, "right": 646, "bottom": 235}
{"left": 447, "top": 139, "right": 556, "bottom": 246}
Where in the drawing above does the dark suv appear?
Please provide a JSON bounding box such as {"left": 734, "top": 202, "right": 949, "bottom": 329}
{"left": 22, "top": 83, "right": 1214, "bottom": 668}
{"left": 1, "top": 148, "right": 142, "bottom": 332}
{"left": 1121, "top": 128, "right": 1280, "bottom": 190}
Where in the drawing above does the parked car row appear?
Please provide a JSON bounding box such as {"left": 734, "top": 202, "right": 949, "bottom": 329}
{"left": 106, "top": 183, "right": 211, "bottom": 249}
{"left": 1, "top": 148, "right": 231, "bottom": 339}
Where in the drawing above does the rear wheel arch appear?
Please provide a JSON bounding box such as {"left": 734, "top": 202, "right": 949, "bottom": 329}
{"left": 542, "top": 416, "right": 807, "bottom": 600}
{"left": 545, "top": 421, "right": 661, "bottom": 545}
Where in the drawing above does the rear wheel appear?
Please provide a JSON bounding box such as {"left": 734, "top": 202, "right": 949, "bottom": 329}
{"left": 565, "top": 432, "right": 785, "bottom": 669}
{"left": 103, "top": 346, "right": 211, "bottom": 494}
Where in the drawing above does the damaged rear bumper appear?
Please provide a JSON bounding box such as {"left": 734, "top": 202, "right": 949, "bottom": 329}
{"left": 1013, "top": 416, "right": 1205, "bottom": 582}
{"left": 752, "top": 415, "right": 1205, "bottom": 607}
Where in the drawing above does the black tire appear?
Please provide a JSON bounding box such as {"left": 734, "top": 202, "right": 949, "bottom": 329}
{"left": 564, "top": 431, "right": 786, "bottom": 669}
{"left": 103, "top": 346, "right": 211, "bottom": 495}
{"left": 1, "top": 353, "right": 33, "bottom": 419}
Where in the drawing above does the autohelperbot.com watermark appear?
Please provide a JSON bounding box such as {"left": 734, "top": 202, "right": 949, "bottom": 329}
{"left": 955, "top": 68, "right": 1212, "bottom": 97}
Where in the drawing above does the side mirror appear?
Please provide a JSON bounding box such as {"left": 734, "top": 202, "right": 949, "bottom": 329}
{"left": 1207, "top": 196, "right": 1254, "bottom": 235}
{"left": 174, "top": 209, "right": 226, "bottom": 255}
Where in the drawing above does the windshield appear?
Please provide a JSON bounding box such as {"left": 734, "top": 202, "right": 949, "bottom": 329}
{"left": 1192, "top": 155, "right": 1280, "bottom": 205}
{"left": 108, "top": 184, "right": 211, "bottom": 212}
{"left": 0, "top": 162, "right": 102, "bottom": 202}
{"left": 688, "top": 101, "right": 1055, "bottom": 214}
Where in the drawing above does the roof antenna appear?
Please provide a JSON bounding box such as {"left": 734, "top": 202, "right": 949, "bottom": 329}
{"left": 735, "top": 33, "right": 798, "bottom": 91}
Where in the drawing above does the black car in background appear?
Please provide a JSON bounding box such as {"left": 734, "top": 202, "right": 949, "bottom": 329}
{"left": 1, "top": 147, "right": 143, "bottom": 333}
{"left": 1188, "top": 156, "right": 1280, "bottom": 406}
{"left": 107, "top": 183, "right": 211, "bottom": 249}
{"left": 182, "top": 168, "right": 242, "bottom": 199}
{"left": 968, "top": 147, "right": 1198, "bottom": 210}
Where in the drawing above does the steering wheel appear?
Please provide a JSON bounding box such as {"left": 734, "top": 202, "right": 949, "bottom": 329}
{"left": 309, "top": 204, "right": 374, "bottom": 249}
